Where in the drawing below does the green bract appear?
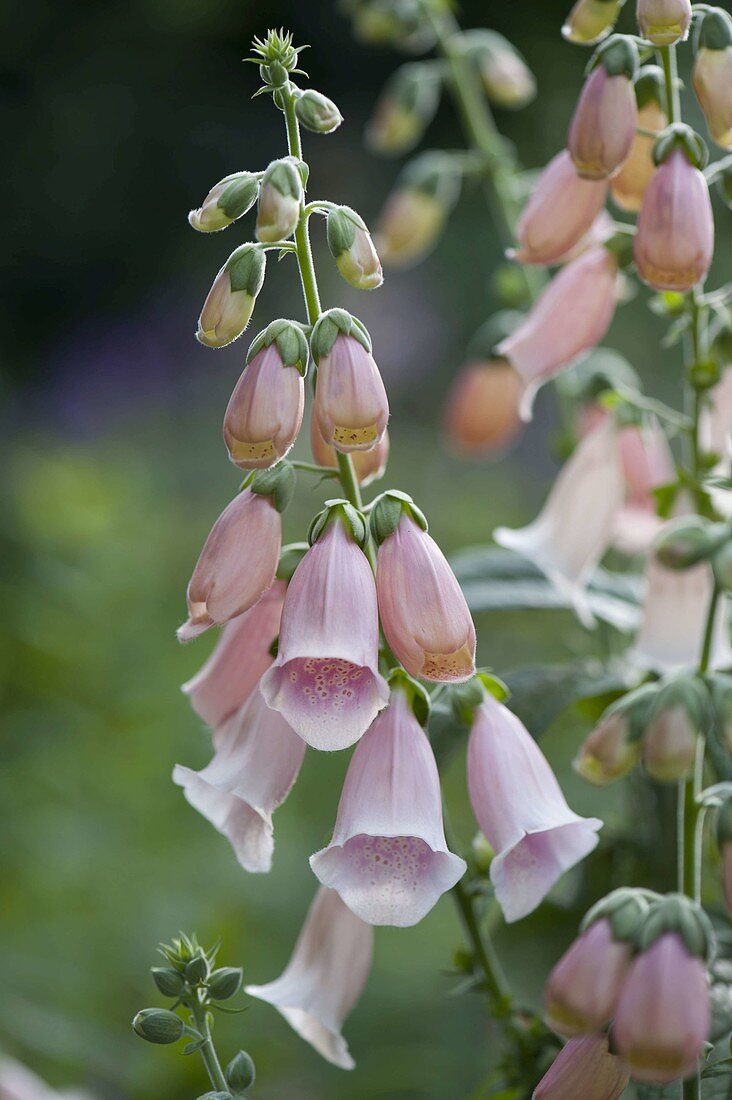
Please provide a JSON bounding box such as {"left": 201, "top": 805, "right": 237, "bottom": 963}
{"left": 246, "top": 462, "right": 297, "bottom": 513}
{"left": 369, "top": 489, "right": 428, "bottom": 545}
{"left": 308, "top": 498, "right": 369, "bottom": 549}
{"left": 309, "top": 307, "right": 372, "bottom": 361}
{"left": 247, "top": 318, "right": 310, "bottom": 376}
{"left": 652, "top": 123, "right": 709, "bottom": 169}
{"left": 226, "top": 244, "right": 267, "bottom": 296}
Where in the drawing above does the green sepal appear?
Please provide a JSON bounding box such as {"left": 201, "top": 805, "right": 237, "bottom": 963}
{"left": 295, "top": 88, "right": 343, "bottom": 134}
{"left": 652, "top": 123, "right": 709, "bottom": 169}
{"left": 247, "top": 318, "right": 310, "bottom": 376}
{"left": 226, "top": 1050, "right": 256, "bottom": 1093}
{"left": 246, "top": 462, "right": 297, "bottom": 513}
{"left": 185, "top": 954, "right": 209, "bottom": 985}
{"left": 310, "top": 308, "right": 372, "bottom": 362}
{"left": 369, "top": 489, "right": 428, "bottom": 546}
{"left": 467, "top": 311, "right": 526, "bottom": 360}
{"left": 448, "top": 672, "right": 510, "bottom": 726}
{"left": 151, "top": 966, "right": 187, "bottom": 998}
{"left": 277, "top": 542, "right": 308, "bottom": 581}
{"left": 207, "top": 966, "right": 243, "bottom": 1001}
{"left": 388, "top": 668, "right": 431, "bottom": 726}
{"left": 261, "top": 156, "right": 303, "bottom": 200}
{"left": 634, "top": 64, "right": 665, "bottom": 109}
{"left": 589, "top": 34, "right": 639, "bottom": 80}
{"left": 226, "top": 244, "right": 267, "bottom": 296}
{"left": 635, "top": 893, "right": 715, "bottom": 962}
{"left": 603, "top": 232, "right": 634, "bottom": 270}
{"left": 580, "top": 886, "right": 656, "bottom": 942}
{"left": 649, "top": 674, "right": 712, "bottom": 734}
{"left": 698, "top": 9, "right": 732, "bottom": 52}
{"left": 250, "top": 29, "right": 301, "bottom": 79}
{"left": 654, "top": 515, "right": 728, "bottom": 570}
{"left": 476, "top": 671, "right": 510, "bottom": 702}
{"left": 217, "top": 173, "right": 260, "bottom": 220}
{"left": 602, "top": 682, "right": 660, "bottom": 744}
{"left": 132, "top": 1007, "right": 185, "bottom": 1045}
{"left": 326, "top": 206, "right": 366, "bottom": 259}
{"left": 308, "top": 498, "right": 368, "bottom": 549}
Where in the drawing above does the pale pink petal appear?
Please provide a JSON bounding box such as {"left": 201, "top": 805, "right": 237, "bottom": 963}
{"left": 533, "top": 1035, "right": 629, "bottom": 1100}
{"left": 223, "top": 344, "right": 304, "bottom": 469}
{"left": 568, "top": 66, "right": 637, "bottom": 180}
{"left": 314, "top": 334, "right": 389, "bottom": 453}
{"left": 544, "top": 918, "right": 632, "bottom": 1036}
{"left": 512, "top": 151, "right": 608, "bottom": 265}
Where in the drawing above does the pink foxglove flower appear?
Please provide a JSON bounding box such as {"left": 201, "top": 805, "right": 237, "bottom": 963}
{"left": 261, "top": 516, "right": 388, "bottom": 750}
{"left": 693, "top": 11, "right": 732, "bottom": 150}
{"left": 496, "top": 248, "right": 618, "bottom": 418}
{"left": 568, "top": 60, "right": 637, "bottom": 180}
{"left": 223, "top": 343, "right": 305, "bottom": 469}
{"left": 310, "top": 688, "right": 466, "bottom": 926}
{"left": 245, "top": 886, "right": 373, "bottom": 1070}
{"left": 313, "top": 333, "right": 389, "bottom": 453}
{"left": 614, "top": 931, "right": 710, "bottom": 1082}
{"left": 512, "top": 151, "right": 608, "bottom": 266}
{"left": 173, "top": 687, "right": 305, "bottom": 873}
{"left": 495, "top": 418, "right": 624, "bottom": 626}
{"left": 637, "top": 0, "right": 692, "bottom": 45}
{"left": 182, "top": 580, "right": 284, "bottom": 733}
{"left": 634, "top": 148, "right": 714, "bottom": 293}
{"left": 177, "top": 488, "right": 281, "bottom": 642}
{"left": 533, "top": 1035, "right": 629, "bottom": 1100}
{"left": 443, "top": 359, "right": 523, "bottom": 456}
{"left": 467, "top": 693, "right": 602, "bottom": 922}
{"left": 374, "top": 505, "right": 476, "bottom": 683}
{"left": 544, "top": 917, "right": 633, "bottom": 1036}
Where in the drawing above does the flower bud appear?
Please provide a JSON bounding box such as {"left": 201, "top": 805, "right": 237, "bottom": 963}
{"left": 375, "top": 153, "right": 460, "bottom": 268}
{"left": 634, "top": 143, "right": 714, "bottom": 292}
{"left": 132, "top": 1008, "right": 184, "bottom": 1045}
{"left": 226, "top": 1050, "right": 256, "bottom": 1092}
{"left": 188, "top": 171, "right": 259, "bottom": 233}
{"left": 255, "top": 158, "right": 302, "bottom": 243}
{"left": 366, "top": 63, "right": 441, "bottom": 156}
{"left": 295, "top": 88, "right": 343, "bottom": 134}
{"left": 533, "top": 1034, "right": 629, "bottom": 1100}
{"left": 512, "top": 150, "right": 609, "bottom": 265}
{"left": 327, "top": 206, "right": 383, "bottom": 290}
{"left": 693, "top": 10, "right": 732, "bottom": 150}
{"left": 197, "top": 245, "right": 266, "bottom": 348}
{"left": 574, "top": 708, "right": 641, "bottom": 785}
{"left": 642, "top": 676, "right": 708, "bottom": 783}
{"left": 223, "top": 325, "right": 306, "bottom": 469}
{"left": 611, "top": 66, "right": 667, "bottom": 212}
{"left": 151, "top": 966, "right": 187, "bottom": 997}
{"left": 311, "top": 313, "right": 389, "bottom": 453}
{"left": 443, "top": 358, "right": 523, "bottom": 456}
{"left": 568, "top": 39, "right": 639, "bottom": 180}
{"left": 310, "top": 415, "right": 389, "bottom": 486}
{"left": 636, "top": 0, "right": 692, "bottom": 46}
{"left": 208, "top": 966, "right": 243, "bottom": 1001}
{"left": 562, "top": 0, "right": 627, "bottom": 45}
{"left": 654, "top": 515, "right": 724, "bottom": 570}
{"left": 462, "top": 30, "right": 536, "bottom": 108}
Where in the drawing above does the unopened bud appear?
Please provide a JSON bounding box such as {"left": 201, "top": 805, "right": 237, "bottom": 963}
{"left": 693, "top": 11, "right": 732, "bottom": 150}
{"left": 327, "top": 206, "right": 383, "bottom": 290}
{"left": 642, "top": 676, "right": 708, "bottom": 783}
{"left": 208, "top": 966, "right": 243, "bottom": 1001}
{"left": 366, "top": 63, "right": 441, "bottom": 156}
{"left": 462, "top": 30, "right": 535, "bottom": 108}
{"left": 226, "top": 1050, "right": 256, "bottom": 1092}
{"left": 375, "top": 153, "right": 460, "bottom": 268}
{"left": 654, "top": 515, "right": 723, "bottom": 569}
{"left": 637, "top": 0, "right": 692, "bottom": 46}
{"left": 295, "top": 88, "right": 343, "bottom": 134}
{"left": 151, "top": 966, "right": 187, "bottom": 998}
{"left": 575, "top": 684, "right": 656, "bottom": 785}
{"left": 471, "top": 832, "right": 495, "bottom": 874}
{"left": 185, "top": 954, "right": 209, "bottom": 984}
{"left": 255, "top": 158, "right": 302, "bottom": 243}
{"left": 563, "top": 0, "right": 627, "bottom": 45}
{"left": 197, "top": 245, "right": 266, "bottom": 348}
{"left": 189, "top": 172, "right": 259, "bottom": 233}
{"left": 132, "top": 1008, "right": 184, "bottom": 1045}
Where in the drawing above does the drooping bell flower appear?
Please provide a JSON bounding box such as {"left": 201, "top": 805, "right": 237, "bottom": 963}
{"left": 310, "top": 415, "right": 390, "bottom": 487}
{"left": 461, "top": 30, "right": 536, "bottom": 108}
{"left": 375, "top": 153, "right": 460, "bottom": 268}
{"left": 467, "top": 692, "right": 602, "bottom": 923}
{"left": 574, "top": 683, "right": 657, "bottom": 785}
{"left": 568, "top": 37, "right": 639, "bottom": 180}
{"left": 717, "top": 798, "right": 732, "bottom": 917}
{"left": 496, "top": 247, "right": 619, "bottom": 419}
{"left": 182, "top": 580, "right": 285, "bottom": 733}
{"left": 177, "top": 474, "right": 288, "bottom": 641}
{"left": 634, "top": 134, "right": 714, "bottom": 293}
{"left": 173, "top": 687, "right": 305, "bottom": 873}
{"left": 196, "top": 244, "right": 266, "bottom": 348}
{"left": 562, "top": 0, "right": 627, "bottom": 45}
{"left": 372, "top": 492, "right": 476, "bottom": 683}
{"left": 641, "top": 675, "right": 707, "bottom": 783}
{"left": 611, "top": 66, "right": 668, "bottom": 212}
{"left": 310, "top": 679, "right": 466, "bottom": 927}
{"left": 693, "top": 10, "right": 732, "bottom": 150}
{"left": 188, "top": 171, "right": 259, "bottom": 233}
{"left": 260, "top": 502, "right": 389, "bottom": 751}
{"left": 637, "top": 0, "right": 692, "bottom": 45}
{"left": 533, "top": 1035, "right": 629, "bottom": 1100}
{"left": 495, "top": 417, "right": 625, "bottom": 626}
{"left": 310, "top": 312, "right": 389, "bottom": 453}
{"left": 511, "top": 151, "right": 608, "bottom": 266}
{"left": 223, "top": 322, "right": 307, "bottom": 469}
{"left": 255, "top": 157, "right": 302, "bottom": 243}
{"left": 366, "top": 63, "right": 441, "bottom": 156}
{"left": 326, "top": 206, "right": 383, "bottom": 290}
{"left": 544, "top": 890, "right": 646, "bottom": 1036}
{"left": 245, "top": 886, "right": 373, "bottom": 1070}
{"left": 443, "top": 358, "right": 523, "bottom": 456}
{"left": 613, "top": 897, "right": 712, "bottom": 1083}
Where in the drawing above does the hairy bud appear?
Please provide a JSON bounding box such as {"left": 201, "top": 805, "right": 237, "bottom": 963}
{"left": 197, "top": 245, "right": 266, "bottom": 348}
{"left": 327, "top": 206, "right": 383, "bottom": 290}
{"left": 132, "top": 1008, "right": 184, "bottom": 1045}
{"left": 188, "top": 172, "right": 259, "bottom": 233}
{"left": 256, "top": 158, "right": 302, "bottom": 243}
{"left": 295, "top": 89, "right": 343, "bottom": 134}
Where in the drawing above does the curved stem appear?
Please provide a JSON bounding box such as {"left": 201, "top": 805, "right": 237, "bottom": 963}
{"left": 190, "top": 995, "right": 228, "bottom": 1092}
{"left": 451, "top": 875, "right": 511, "bottom": 1010}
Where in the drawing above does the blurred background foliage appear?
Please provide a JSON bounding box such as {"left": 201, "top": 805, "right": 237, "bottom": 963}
{"left": 2, "top": 0, "right": 731, "bottom": 1097}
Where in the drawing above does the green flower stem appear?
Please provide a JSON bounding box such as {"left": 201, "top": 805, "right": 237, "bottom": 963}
{"left": 190, "top": 994, "right": 228, "bottom": 1092}
{"left": 659, "top": 44, "right": 681, "bottom": 124}
{"left": 451, "top": 875, "right": 511, "bottom": 1009}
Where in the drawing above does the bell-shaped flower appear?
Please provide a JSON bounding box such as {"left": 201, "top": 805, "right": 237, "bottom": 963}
{"left": 223, "top": 339, "right": 305, "bottom": 470}
{"left": 545, "top": 917, "right": 634, "bottom": 1036}
{"left": 173, "top": 687, "right": 305, "bottom": 873}
{"left": 634, "top": 147, "right": 714, "bottom": 293}
{"left": 611, "top": 68, "right": 667, "bottom": 212}
{"left": 637, "top": 0, "right": 692, "bottom": 45}
{"left": 310, "top": 685, "right": 466, "bottom": 927}
{"left": 310, "top": 416, "right": 389, "bottom": 487}
{"left": 568, "top": 50, "right": 638, "bottom": 180}
{"left": 188, "top": 171, "right": 259, "bottom": 233}
{"left": 693, "top": 11, "right": 732, "bottom": 150}
{"left": 177, "top": 486, "right": 282, "bottom": 642}
{"left": 182, "top": 580, "right": 285, "bottom": 733}
{"left": 467, "top": 693, "right": 602, "bottom": 923}
{"left": 255, "top": 158, "right": 302, "bottom": 243}
{"left": 533, "top": 1035, "right": 629, "bottom": 1100}
{"left": 245, "top": 886, "right": 373, "bottom": 1070}
{"left": 197, "top": 245, "right": 266, "bottom": 349}
{"left": 512, "top": 151, "right": 608, "bottom": 266}
{"left": 260, "top": 509, "right": 389, "bottom": 750}
{"left": 373, "top": 496, "right": 476, "bottom": 682}
{"left": 443, "top": 358, "right": 523, "bottom": 456}
{"left": 614, "top": 930, "right": 710, "bottom": 1082}
{"left": 312, "top": 328, "right": 389, "bottom": 454}
{"left": 495, "top": 418, "right": 625, "bottom": 626}
{"left": 327, "top": 206, "right": 383, "bottom": 290}
{"left": 496, "top": 248, "right": 619, "bottom": 418}
{"left": 562, "top": 0, "right": 627, "bottom": 45}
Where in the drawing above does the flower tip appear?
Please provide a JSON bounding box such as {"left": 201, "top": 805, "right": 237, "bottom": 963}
{"left": 176, "top": 618, "right": 210, "bottom": 643}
